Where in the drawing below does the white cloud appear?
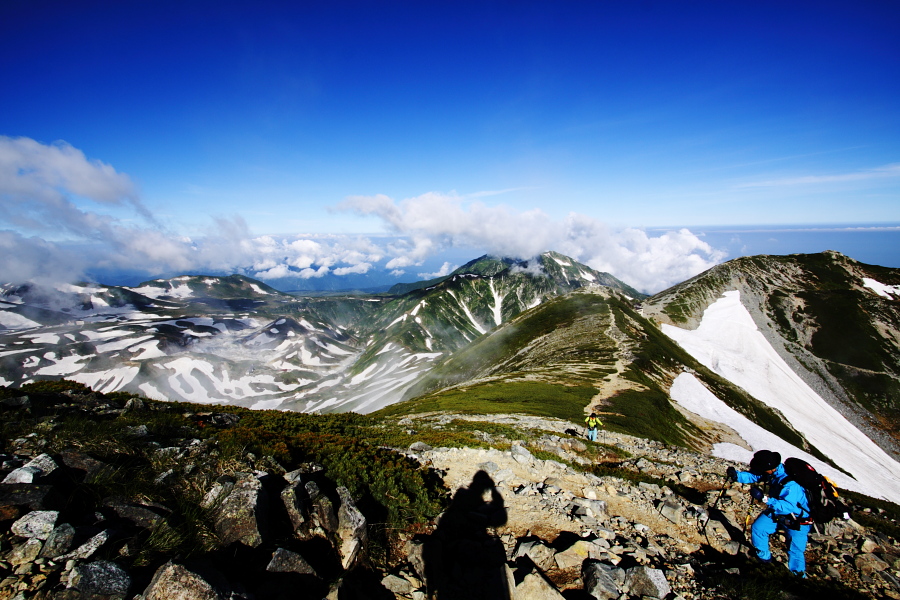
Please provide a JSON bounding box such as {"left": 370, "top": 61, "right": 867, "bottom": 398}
{"left": 339, "top": 192, "right": 726, "bottom": 292}
{"left": 418, "top": 262, "right": 456, "bottom": 279}
{"left": 0, "top": 138, "right": 722, "bottom": 293}
{"left": 333, "top": 263, "right": 371, "bottom": 276}
{"left": 739, "top": 163, "right": 900, "bottom": 188}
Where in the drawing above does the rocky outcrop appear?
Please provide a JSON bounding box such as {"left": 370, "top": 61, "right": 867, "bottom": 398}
{"left": 211, "top": 472, "right": 269, "bottom": 548}
{"left": 142, "top": 561, "right": 234, "bottom": 600}
{"left": 2, "top": 391, "right": 900, "bottom": 600}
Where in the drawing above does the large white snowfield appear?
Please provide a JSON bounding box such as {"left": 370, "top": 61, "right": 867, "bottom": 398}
{"left": 662, "top": 290, "right": 900, "bottom": 505}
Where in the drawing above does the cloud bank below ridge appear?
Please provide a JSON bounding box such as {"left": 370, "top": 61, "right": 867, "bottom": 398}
{"left": 0, "top": 137, "right": 724, "bottom": 293}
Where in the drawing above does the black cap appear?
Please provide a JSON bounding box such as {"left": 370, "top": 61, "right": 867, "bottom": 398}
{"left": 749, "top": 450, "right": 781, "bottom": 475}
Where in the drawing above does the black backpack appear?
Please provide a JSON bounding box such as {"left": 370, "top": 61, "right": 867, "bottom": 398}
{"left": 784, "top": 457, "right": 850, "bottom": 525}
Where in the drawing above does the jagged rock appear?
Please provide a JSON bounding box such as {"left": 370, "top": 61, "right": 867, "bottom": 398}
{"left": 2, "top": 454, "right": 58, "bottom": 484}
{"left": 855, "top": 553, "right": 890, "bottom": 576}
{"left": 510, "top": 444, "right": 533, "bottom": 464}
{"left": 283, "top": 463, "right": 324, "bottom": 483}
{"left": 154, "top": 469, "right": 176, "bottom": 486}
{"left": 39, "top": 522, "right": 76, "bottom": 558}
{"left": 516, "top": 568, "right": 565, "bottom": 599}
{"left": 306, "top": 480, "right": 339, "bottom": 536}
{"left": 406, "top": 538, "right": 427, "bottom": 583}
{"left": 281, "top": 479, "right": 311, "bottom": 536}
{"left": 213, "top": 472, "right": 269, "bottom": 547}
{"left": 266, "top": 547, "right": 317, "bottom": 576}
{"left": 125, "top": 424, "right": 150, "bottom": 438}
{"left": 143, "top": 561, "right": 233, "bottom": 600}
{"left": 514, "top": 539, "right": 556, "bottom": 571}
{"left": 201, "top": 475, "right": 236, "bottom": 509}
{"left": 103, "top": 497, "right": 170, "bottom": 529}
{"left": 381, "top": 574, "right": 413, "bottom": 594}
{"left": 659, "top": 497, "right": 683, "bottom": 524}
{"left": 123, "top": 397, "right": 145, "bottom": 413}
{"left": 336, "top": 486, "right": 367, "bottom": 570}
{"left": 57, "top": 452, "right": 112, "bottom": 483}
{"left": 582, "top": 560, "right": 624, "bottom": 600}
{"left": 60, "top": 529, "right": 111, "bottom": 561}
{"left": 209, "top": 413, "right": 240, "bottom": 427}
{"left": 554, "top": 540, "right": 604, "bottom": 569}
{"left": 68, "top": 560, "right": 131, "bottom": 597}
{"left": 11, "top": 510, "right": 58, "bottom": 539}
{"left": 860, "top": 537, "right": 880, "bottom": 554}
{"left": 624, "top": 566, "right": 670, "bottom": 598}
{"left": 721, "top": 541, "right": 742, "bottom": 556}
{"left": 9, "top": 538, "right": 42, "bottom": 565}
{"left": 0, "top": 395, "right": 30, "bottom": 408}
{"left": 570, "top": 497, "right": 607, "bottom": 520}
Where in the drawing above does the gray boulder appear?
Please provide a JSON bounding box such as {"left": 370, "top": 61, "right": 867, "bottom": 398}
{"left": 514, "top": 539, "right": 557, "bottom": 571}
{"left": 516, "top": 569, "right": 565, "bottom": 599}
{"left": 306, "top": 480, "right": 339, "bottom": 536}
{"left": 381, "top": 574, "right": 413, "bottom": 595}
{"left": 143, "top": 561, "right": 232, "bottom": 600}
{"left": 625, "top": 566, "right": 670, "bottom": 598}
{"left": 511, "top": 444, "right": 533, "bottom": 464}
{"left": 2, "top": 453, "right": 60, "bottom": 484}
{"left": 266, "top": 547, "right": 317, "bottom": 576}
{"left": 281, "top": 480, "right": 311, "bottom": 536}
{"left": 213, "top": 472, "right": 269, "bottom": 547}
{"left": 582, "top": 560, "right": 624, "bottom": 600}
{"left": 659, "top": 497, "right": 683, "bottom": 524}
{"left": 855, "top": 553, "right": 890, "bottom": 576}
{"left": 59, "top": 529, "right": 111, "bottom": 561}
{"left": 201, "top": 475, "right": 236, "bottom": 509}
{"left": 40, "top": 522, "right": 76, "bottom": 558}
{"left": 336, "top": 486, "right": 367, "bottom": 570}
{"left": 11, "top": 510, "right": 58, "bottom": 539}
{"left": 9, "top": 537, "right": 42, "bottom": 565}
{"left": 405, "top": 538, "right": 427, "bottom": 583}
{"left": 68, "top": 560, "right": 131, "bottom": 597}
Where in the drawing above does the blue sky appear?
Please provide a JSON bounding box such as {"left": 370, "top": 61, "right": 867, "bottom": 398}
{"left": 1, "top": 1, "right": 899, "bottom": 292}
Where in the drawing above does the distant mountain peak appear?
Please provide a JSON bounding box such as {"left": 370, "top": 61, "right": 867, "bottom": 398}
{"left": 389, "top": 251, "right": 643, "bottom": 298}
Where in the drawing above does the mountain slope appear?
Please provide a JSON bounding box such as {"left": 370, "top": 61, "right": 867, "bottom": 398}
{"left": 0, "top": 252, "right": 643, "bottom": 414}
{"left": 643, "top": 251, "right": 900, "bottom": 455}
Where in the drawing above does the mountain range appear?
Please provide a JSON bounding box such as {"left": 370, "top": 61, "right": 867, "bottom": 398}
{"left": 2, "top": 249, "right": 900, "bottom": 502}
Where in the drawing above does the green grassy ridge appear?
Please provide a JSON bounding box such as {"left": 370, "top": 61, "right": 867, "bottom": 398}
{"left": 404, "top": 292, "right": 612, "bottom": 398}
{"left": 374, "top": 380, "right": 597, "bottom": 423}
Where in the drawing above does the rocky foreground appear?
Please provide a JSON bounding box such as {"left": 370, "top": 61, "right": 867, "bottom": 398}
{"left": 2, "top": 390, "right": 900, "bottom": 600}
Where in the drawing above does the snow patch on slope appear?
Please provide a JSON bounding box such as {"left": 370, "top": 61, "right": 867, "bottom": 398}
{"left": 663, "top": 290, "right": 900, "bottom": 504}
{"left": 670, "top": 373, "right": 865, "bottom": 495}
{"left": 488, "top": 278, "right": 503, "bottom": 326}
{"left": 863, "top": 278, "right": 900, "bottom": 298}
{"left": 0, "top": 311, "right": 41, "bottom": 330}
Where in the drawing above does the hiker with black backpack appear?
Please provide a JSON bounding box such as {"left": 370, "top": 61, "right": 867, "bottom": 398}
{"left": 726, "top": 450, "right": 811, "bottom": 577}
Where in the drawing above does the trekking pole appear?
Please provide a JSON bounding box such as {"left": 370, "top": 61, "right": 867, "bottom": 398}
{"left": 702, "top": 486, "right": 729, "bottom": 532}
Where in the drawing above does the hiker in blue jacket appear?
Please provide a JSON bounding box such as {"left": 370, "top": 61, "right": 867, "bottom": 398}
{"left": 726, "top": 450, "right": 811, "bottom": 576}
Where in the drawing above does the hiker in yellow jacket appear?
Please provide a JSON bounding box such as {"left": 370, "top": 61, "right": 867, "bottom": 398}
{"left": 585, "top": 413, "right": 602, "bottom": 442}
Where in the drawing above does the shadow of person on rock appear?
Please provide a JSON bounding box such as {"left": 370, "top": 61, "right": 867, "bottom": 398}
{"left": 422, "top": 470, "right": 510, "bottom": 599}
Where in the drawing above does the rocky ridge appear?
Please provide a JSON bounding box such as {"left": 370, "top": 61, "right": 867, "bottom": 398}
{"left": 2, "top": 387, "right": 900, "bottom": 600}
